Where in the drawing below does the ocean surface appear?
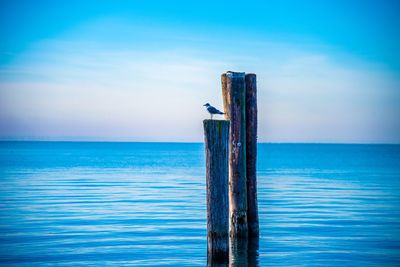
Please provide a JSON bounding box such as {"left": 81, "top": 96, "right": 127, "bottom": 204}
{"left": 0, "top": 142, "right": 399, "bottom": 266}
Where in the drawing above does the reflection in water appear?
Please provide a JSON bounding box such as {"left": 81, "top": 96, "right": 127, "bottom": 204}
{"left": 208, "top": 237, "right": 259, "bottom": 267}
{"left": 207, "top": 235, "right": 229, "bottom": 266}
{"left": 247, "top": 237, "right": 259, "bottom": 267}
{"left": 230, "top": 237, "right": 248, "bottom": 267}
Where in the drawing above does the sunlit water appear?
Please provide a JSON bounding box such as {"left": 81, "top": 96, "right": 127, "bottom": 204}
{"left": 0, "top": 142, "right": 399, "bottom": 266}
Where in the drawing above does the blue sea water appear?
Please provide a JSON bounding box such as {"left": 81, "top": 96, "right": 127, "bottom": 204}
{"left": 0, "top": 142, "right": 399, "bottom": 266}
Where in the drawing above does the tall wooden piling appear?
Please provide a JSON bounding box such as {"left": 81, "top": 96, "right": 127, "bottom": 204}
{"left": 204, "top": 119, "right": 230, "bottom": 263}
{"left": 223, "top": 71, "right": 248, "bottom": 238}
{"left": 245, "top": 73, "right": 259, "bottom": 237}
{"left": 221, "top": 73, "right": 230, "bottom": 119}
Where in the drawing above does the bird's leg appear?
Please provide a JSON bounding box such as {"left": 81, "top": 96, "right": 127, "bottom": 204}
{"left": 211, "top": 114, "right": 213, "bottom": 120}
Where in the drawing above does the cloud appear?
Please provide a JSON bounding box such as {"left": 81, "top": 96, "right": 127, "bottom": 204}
{"left": 257, "top": 54, "right": 400, "bottom": 143}
{"left": 0, "top": 43, "right": 229, "bottom": 141}
{"left": 0, "top": 21, "right": 399, "bottom": 143}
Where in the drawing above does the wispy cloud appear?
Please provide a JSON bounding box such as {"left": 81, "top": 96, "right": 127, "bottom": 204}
{"left": 1, "top": 20, "right": 399, "bottom": 143}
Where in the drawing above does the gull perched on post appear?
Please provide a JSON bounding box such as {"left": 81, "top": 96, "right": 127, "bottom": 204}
{"left": 203, "top": 103, "right": 224, "bottom": 119}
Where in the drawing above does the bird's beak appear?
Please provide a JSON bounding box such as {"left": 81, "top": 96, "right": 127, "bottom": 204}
{"left": 203, "top": 104, "right": 207, "bottom": 106}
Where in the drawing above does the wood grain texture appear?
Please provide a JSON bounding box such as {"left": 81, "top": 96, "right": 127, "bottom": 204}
{"left": 221, "top": 73, "right": 230, "bottom": 119}
{"left": 245, "top": 73, "right": 259, "bottom": 237}
{"left": 224, "top": 71, "right": 248, "bottom": 239}
{"left": 203, "top": 119, "right": 230, "bottom": 264}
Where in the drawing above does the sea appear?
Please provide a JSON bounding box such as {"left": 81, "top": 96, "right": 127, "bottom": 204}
{"left": 0, "top": 142, "right": 399, "bottom": 266}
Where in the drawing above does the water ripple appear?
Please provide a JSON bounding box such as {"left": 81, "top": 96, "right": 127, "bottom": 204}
{"left": 0, "top": 142, "right": 399, "bottom": 266}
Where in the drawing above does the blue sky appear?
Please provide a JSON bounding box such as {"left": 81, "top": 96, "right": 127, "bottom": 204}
{"left": 0, "top": 0, "right": 399, "bottom": 143}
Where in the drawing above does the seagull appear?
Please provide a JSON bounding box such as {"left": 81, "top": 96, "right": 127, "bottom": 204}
{"left": 203, "top": 103, "right": 224, "bottom": 119}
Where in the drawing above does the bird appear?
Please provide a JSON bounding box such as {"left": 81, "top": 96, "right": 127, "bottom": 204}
{"left": 203, "top": 103, "right": 224, "bottom": 119}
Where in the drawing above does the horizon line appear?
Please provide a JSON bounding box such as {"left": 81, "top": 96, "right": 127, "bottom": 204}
{"left": 0, "top": 139, "right": 399, "bottom": 145}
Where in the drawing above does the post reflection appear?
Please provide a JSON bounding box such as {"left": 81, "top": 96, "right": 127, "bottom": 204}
{"left": 247, "top": 237, "right": 259, "bottom": 267}
{"left": 207, "top": 237, "right": 259, "bottom": 267}
{"left": 207, "top": 244, "right": 229, "bottom": 267}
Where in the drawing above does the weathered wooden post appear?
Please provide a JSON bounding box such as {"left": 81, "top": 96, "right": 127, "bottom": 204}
{"left": 245, "top": 73, "right": 259, "bottom": 237}
{"left": 222, "top": 71, "right": 248, "bottom": 238}
{"left": 221, "top": 73, "right": 230, "bottom": 119}
{"left": 204, "top": 119, "right": 230, "bottom": 264}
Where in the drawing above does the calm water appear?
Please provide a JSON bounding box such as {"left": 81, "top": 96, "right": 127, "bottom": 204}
{"left": 0, "top": 142, "right": 399, "bottom": 266}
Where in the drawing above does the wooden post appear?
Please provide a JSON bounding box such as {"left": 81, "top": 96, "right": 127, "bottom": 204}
{"left": 221, "top": 73, "right": 230, "bottom": 119}
{"left": 245, "top": 73, "right": 259, "bottom": 237}
{"left": 204, "top": 119, "right": 230, "bottom": 264}
{"left": 223, "top": 71, "right": 248, "bottom": 238}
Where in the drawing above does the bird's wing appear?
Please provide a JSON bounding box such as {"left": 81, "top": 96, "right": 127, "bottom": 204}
{"left": 207, "top": 106, "right": 219, "bottom": 114}
{"left": 207, "top": 106, "right": 224, "bottom": 114}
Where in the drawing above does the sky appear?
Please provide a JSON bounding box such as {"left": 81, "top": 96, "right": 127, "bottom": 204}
{"left": 0, "top": 0, "right": 399, "bottom": 143}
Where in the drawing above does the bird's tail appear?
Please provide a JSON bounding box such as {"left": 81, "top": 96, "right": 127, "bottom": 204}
{"left": 219, "top": 111, "right": 225, "bottom": 114}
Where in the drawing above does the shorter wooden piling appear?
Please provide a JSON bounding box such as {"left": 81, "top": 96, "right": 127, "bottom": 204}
{"left": 204, "top": 119, "right": 230, "bottom": 264}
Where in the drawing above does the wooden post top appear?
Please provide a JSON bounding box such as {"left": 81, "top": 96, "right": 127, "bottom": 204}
{"left": 203, "top": 119, "right": 230, "bottom": 123}
{"left": 203, "top": 119, "right": 230, "bottom": 127}
{"left": 225, "top": 71, "right": 245, "bottom": 78}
